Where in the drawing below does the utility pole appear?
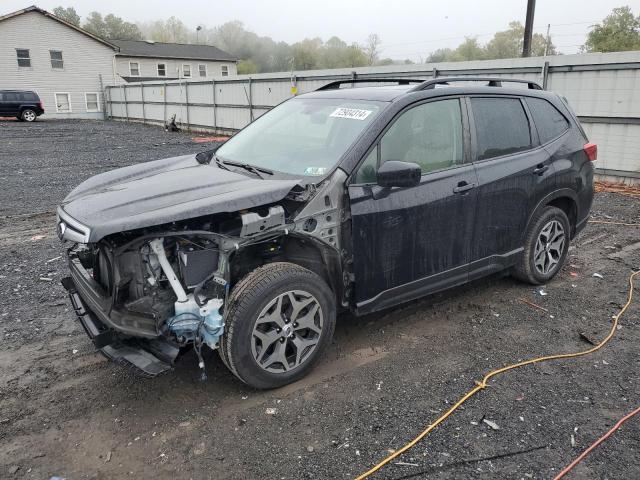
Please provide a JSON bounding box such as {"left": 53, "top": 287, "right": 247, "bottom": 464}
{"left": 543, "top": 23, "right": 551, "bottom": 56}
{"left": 522, "top": 0, "right": 536, "bottom": 57}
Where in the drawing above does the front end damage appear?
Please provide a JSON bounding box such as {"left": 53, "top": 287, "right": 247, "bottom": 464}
{"left": 60, "top": 169, "right": 347, "bottom": 378}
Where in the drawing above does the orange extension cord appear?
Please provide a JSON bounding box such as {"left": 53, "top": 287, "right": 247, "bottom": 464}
{"left": 355, "top": 270, "right": 639, "bottom": 480}
{"left": 553, "top": 405, "right": 640, "bottom": 479}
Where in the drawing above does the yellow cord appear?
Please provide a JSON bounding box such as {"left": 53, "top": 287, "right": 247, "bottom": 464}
{"left": 355, "top": 270, "right": 639, "bottom": 480}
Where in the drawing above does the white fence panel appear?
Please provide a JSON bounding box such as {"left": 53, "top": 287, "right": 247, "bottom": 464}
{"left": 105, "top": 51, "right": 640, "bottom": 180}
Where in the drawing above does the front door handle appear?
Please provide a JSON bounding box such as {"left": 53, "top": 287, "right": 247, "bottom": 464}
{"left": 533, "top": 164, "right": 549, "bottom": 175}
{"left": 453, "top": 181, "right": 476, "bottom": 194}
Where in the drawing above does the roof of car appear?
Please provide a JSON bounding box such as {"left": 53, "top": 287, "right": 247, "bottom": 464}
{"left": 300, "top": 84, "right": 555, "bottom": 102}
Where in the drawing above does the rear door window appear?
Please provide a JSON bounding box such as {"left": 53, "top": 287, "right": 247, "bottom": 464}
{"left": 471, "top": 97, "right": 532, "bottom": 160}
{"left": 526, "top": 97, "right": 569, "bottom": 144}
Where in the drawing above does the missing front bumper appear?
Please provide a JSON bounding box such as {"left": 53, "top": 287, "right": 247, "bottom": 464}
{"left": 61, "top": 276, "right": 178, "bottom": 377}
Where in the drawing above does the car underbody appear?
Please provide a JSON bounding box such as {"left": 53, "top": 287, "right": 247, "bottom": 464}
{"left": 60, "top": 167, "right": 348, "bottom": 377}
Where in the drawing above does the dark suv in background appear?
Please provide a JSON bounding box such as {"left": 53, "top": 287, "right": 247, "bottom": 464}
{"left": 58, "top": 77, "right": 595, "bottom": 389}
{"left": 0, "top": 90, "right": 44, "bottom": 121}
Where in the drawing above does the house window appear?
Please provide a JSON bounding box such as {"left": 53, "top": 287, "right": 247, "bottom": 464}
{"left": 182, "top": 64, "right": 191, "bottom": 77}
{"left": 157, "top": 63, "right": 166, "bottom": 77}
{"left": 199, "top": 64, "right": 207, "bottom": 77}
{"left": 55, "top": 93, "right": 71, "bottom": 113}
{"left": 129, "top": 61, "right": 140, "bottom": 76}
{"left": 85, "top": 93, "right": 100, "bottom": 112}
{"left": 16, "top": 49, "right": 31, "bottom": 67}
{"left": 221, "top": 65, "right": 229, "bottom": 77}
{"left": 50, "top": 50, "right": 64, "bottom": 69}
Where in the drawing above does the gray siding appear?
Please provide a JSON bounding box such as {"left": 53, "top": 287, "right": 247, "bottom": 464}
{"left": 0, "top": 11, "right": 117, "bottom": 119}
{"left": 115, "top": 56, "right": 237, "bottom": 81}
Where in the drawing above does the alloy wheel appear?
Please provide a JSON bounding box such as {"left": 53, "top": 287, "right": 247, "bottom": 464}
{"left": 250, "top": 290, "right": 323, "bottom": 373}
{"left": 533, "top": 220, "right": 565, "bottom": 275}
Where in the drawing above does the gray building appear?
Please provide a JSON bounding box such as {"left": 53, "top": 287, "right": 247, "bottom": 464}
{"left": 111, "top": 40, "right": 237, "bottom": 82}
{"left": 0, "top": 6, "right": 237, "bottom": 119}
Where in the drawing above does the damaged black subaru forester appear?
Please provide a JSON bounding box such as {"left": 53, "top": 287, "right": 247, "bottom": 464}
{"left": 58, "top": 77, "right": 595, "bottom": 389}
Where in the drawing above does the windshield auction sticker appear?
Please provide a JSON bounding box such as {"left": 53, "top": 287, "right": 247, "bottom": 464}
{"left": 330, "top": 108, "right": 373, "bottom": 120}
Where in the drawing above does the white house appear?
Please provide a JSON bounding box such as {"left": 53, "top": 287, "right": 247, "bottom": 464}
{"left": 0, "top": 5, "right": 118, "bottom": 119}
{"left": 111, "top": 40, "right": 237, "bottom": 82}
{"left": 0, "top": 6, "right": 238, "bottom": 119}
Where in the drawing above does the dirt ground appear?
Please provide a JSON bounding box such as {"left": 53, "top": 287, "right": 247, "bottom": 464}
{"left": 0, "top": 119, "right": 638, "bottom": 480}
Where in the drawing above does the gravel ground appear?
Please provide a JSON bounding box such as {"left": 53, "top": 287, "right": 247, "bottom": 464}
{"left": 0, "top": 119, "right": 639, "bottom": 480}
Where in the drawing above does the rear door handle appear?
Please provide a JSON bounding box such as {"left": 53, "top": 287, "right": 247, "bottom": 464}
{"left": 453, "top": 181, "right": 476, "bottom": 194}
{"left": 533, "top": 164, "right": 549, "bottom": 175}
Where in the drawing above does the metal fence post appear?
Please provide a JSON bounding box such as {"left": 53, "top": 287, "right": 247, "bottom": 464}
{"left": 98, "top": 74, "right": 107, "bottom": 120}
{"left": 184, "top": 80, "right": 191, "bottom": 131}
{"left": 163, "top": 82, "right": 168, "bottom": 127}
{"left": 140, "top": 84, "right": 146, "bottom": 124}
{"left": 542, "top": 61, "right": 550, "bottom": 90}
{"left": 122, "top": 84, "right": 129, "bottom": 122}
{"left": 248, "top": 77, "right": 254, "bottom": 122}
{"left": 432, "top": 67, "right": 438, "bottom": 78}
{"left": 212, "top": 79, "right": 217, "bottom": 131}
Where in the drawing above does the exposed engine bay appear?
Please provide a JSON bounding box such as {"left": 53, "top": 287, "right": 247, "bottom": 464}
{"left": 60, "top": 168, "right": 348, "bottom": 378}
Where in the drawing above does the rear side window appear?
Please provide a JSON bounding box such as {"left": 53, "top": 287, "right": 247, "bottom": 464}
{"left": 20, "top": 92, "right": 37, "bottom": 101}
{"left": 526, "top": 97, "right": 569, "bottom": 144}
{"left": 471, "top": 97, "right": 532, "bottom": 160}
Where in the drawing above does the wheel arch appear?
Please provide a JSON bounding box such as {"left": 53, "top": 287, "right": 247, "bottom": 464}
{"left": 526, "top": 189, "right": 579, "bottom": 240}
{"left": 229, "top": 233, "right": 344, "bottom": 305}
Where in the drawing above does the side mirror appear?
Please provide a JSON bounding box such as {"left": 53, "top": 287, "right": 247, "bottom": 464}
{"left": 377, "top": 161, "right": 421, "bottom": 188}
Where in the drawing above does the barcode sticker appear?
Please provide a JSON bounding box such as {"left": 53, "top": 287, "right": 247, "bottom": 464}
{"left": 329, "top": 108, "right": 372, "bottom": 120}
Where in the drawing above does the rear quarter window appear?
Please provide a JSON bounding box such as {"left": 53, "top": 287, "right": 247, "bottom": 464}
{"left": 471, "top": 97, "right": 532, "bottom": 160}
{"left": 526, "top": 97, "right": 570, "bottom": 144}
{"left": 20, "top": 92, "right": 37, "bottom": 101}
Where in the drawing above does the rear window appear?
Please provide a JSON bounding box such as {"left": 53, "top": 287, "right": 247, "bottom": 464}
{"left": 526, "top": 97, "right": 569, "bottom": 144}
{"left": 471, "top": 97, "right": 532, "bottom": 160}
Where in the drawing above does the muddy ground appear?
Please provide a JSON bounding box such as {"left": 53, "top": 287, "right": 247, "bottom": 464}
{"left": 0, "top": 119, "right": 638, "bottom": 480}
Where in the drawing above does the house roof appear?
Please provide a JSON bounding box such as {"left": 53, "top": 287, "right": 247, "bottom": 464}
{"left": 111, "top": 39, "right": 237, "bottom": 62}
{"left": 0, "top": 5, "right": 118, "bottom": 50}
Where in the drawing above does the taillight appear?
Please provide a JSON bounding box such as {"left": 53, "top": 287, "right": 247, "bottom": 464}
{"left": 584, "top": 143, "right": 597, "bottom": 161}
{"left": 38, "top": 101, "right": 43, "bottom": 109}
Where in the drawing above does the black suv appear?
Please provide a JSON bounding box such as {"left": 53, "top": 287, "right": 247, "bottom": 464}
{"left": 58, "top": 77, "right": 595, "bottom": 388}
{"left": 0, "top": 90, "right": 44, "bottom": 121}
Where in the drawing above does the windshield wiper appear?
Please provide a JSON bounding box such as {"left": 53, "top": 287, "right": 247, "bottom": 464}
{"left": 214, "top": 154, "right": 231, "bottom": 171}
{"left": 224, "top": 161, "right": 273, "bottom": 179}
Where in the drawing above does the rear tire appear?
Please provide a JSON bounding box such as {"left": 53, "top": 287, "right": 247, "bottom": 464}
{"left": 219, "top": 262, "right": 336, "bottom": 389}
{"left": 513, "top": 206, "right": 570, "bottom": 285}
{"left": 21, "top": 109, "right": 37, "bottom": 122}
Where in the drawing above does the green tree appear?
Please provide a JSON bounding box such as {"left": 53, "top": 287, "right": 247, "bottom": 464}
{"left": 83, "top": 12, "right": 107, "bottom": 38}
{"left": 237, "top": 59, "right": 259, "bottom": 74}
{"left": 484, "top": 21, "right": 554, "bottom": 59}
{"left": 427, "top": 48, "right": 456, "bottom": 62}
{"left": 292, "top": 38, "right": 322, "bottom": 70}
{"left": 83, "top": 11, "right": 141, "bottom": 40}
{"left": 584, "top": 6, "right": 640, "bottom": 52}
{"left": 454, "top": 37, "right": 485, "bottom": 61}
{"left": 53, "top": 6, "right": 80, "bottom": 26}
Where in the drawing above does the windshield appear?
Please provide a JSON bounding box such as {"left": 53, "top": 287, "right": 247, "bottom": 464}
{"left": 216, "top": 97, "right": 385, "bottom": 176}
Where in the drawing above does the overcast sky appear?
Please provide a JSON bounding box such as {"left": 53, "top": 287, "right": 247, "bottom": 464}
{"left": 3, "top": 0, "right": 639, "bottom": 59}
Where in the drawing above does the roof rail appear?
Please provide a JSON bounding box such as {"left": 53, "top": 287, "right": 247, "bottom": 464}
{"left": 316, "top": 78, "right": 427, "bottom": 91}
{"left": 409, "top": 76, "right": 543, "bottom": 91}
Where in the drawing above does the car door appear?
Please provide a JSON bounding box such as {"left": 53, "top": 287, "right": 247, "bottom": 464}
{"left": 0, "top": 92, "right": 16, "bottom": 116}
{"left": 467, "top": 95, "right": 556, "bottom": 279}
{"left": 348, "top": 97, "right": 479, "bottom": 313}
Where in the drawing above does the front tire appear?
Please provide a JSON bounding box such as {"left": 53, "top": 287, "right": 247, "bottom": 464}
{"left": 513, "top": 206, "right": 570, "bottom": 285}
{"left": 219, "top": 262, "right": 336, "bottom": 389}
{"left": 21, "top": 109, "right": 37, "bottom": 122}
